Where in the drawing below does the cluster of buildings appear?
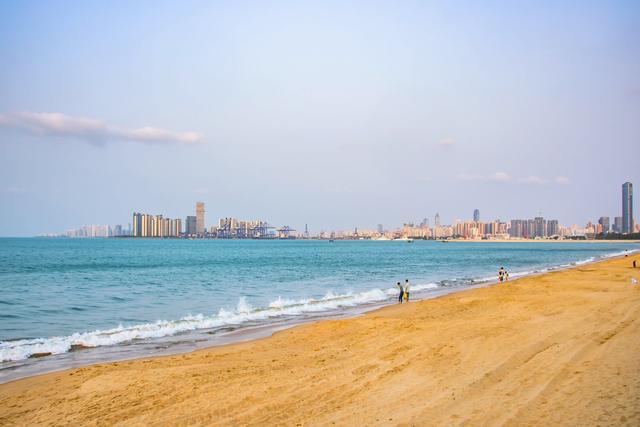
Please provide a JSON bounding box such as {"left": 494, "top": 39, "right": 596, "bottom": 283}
{"left": 595, "top": 182, "right": 634, "bottom": 234}
{"left": 61, "top": 224, "right": 130, "bottom": 238}
{"left": 132, "top": 213, "right": 182, "bottom": 238}
{"left": 131, "top": 202, "right": 291, "bottom": 239}
{"left": 321, "top": 182, "right": 636, "bottom": 241}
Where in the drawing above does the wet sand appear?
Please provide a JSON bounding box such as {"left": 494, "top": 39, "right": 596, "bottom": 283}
{"left": 1, "top": 254, "right": 639, "bottom": 426}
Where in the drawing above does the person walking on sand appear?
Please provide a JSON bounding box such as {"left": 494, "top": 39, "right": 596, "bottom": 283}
{"left": 404, "top": 279, "right": 411, "bottom": 302}
{"left": 505, "top": 270, "right": 509, "bottom": 282}
{"left": 396, "top": 281, "right": 404, "bottom": 303}
{"left": 498, "top": 267, "right": 505, "bottom": 283}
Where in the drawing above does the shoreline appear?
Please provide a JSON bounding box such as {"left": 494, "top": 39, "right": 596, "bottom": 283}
{"left": 1, "top": 253, "right": 639, "bottom": 425}
{"left": 0, "top": 281, "right": 486, "bottom": 385}
{"left": 1, "top": 247, "right": 637, "bottom": 384}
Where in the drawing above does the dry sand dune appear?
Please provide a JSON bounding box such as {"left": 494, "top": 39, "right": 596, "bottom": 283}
{"left": 1, "top": 254, "right": 639, "bottom": 426}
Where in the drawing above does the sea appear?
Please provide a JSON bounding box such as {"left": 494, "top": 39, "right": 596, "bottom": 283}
{"left": 0, "top": 238, "right": 638, "bottom": 383}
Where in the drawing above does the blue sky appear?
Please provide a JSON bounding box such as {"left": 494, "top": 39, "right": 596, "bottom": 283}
{"left": 1, "top": 1, "right": 639, "bottom": 236}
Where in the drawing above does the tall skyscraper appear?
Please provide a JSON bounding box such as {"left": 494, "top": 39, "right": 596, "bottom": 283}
{"left": 546, "top": 220, "right": 559, "bottom": 237}
{"left": 473, "top": 209, "right": 480, "bottom": 222}
{"left": 132, "top": 212, "right": 142, "bottom": 237}
{"left": 186, "top": 216, "right": 197, "bottom": 235}
{"left": 622, "top": 182, "right": 633, "bottom": 234}
{"left": 196, "top": 202, "right": 205, "bottom": 235}
{"left": 434, "top": 213, "right": 440, "bottom": 227}
{"left": 598, "top": 216, "right": 610, "bottom": 234}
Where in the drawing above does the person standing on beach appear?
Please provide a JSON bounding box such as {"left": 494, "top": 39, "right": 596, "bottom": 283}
{"left": 396, "top": 282, "right": 404, "bottom": 303}
{"left": 404, "top": 279, "right": 411, "bottom": 302}
{"left": 498, "top": 267, "right": 505, "bottom": 283}
{"left": 505, "top": 271, "right": 509, "bottom": 282}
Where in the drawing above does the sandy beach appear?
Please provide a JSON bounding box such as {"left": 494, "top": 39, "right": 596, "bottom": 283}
{"left": 1, "top": 254, "right": 639, "bottom": 426}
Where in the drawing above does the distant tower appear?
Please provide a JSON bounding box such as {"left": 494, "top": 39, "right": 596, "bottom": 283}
{"left": 473, "top": 209, "right": 480, "bottom": 222}
{"left": 305, "top": 224, "right": 309, "bottom": 238}
{"left": 196, "top": 202, "right": 205, "bottom": 235}
{"left": 434, "top": 213, "right": 441, "bottom": 227}
{"left": 622, "top": 182, "right": 633, "bottom": 234}
{"left": 377, "top": 224, "right": 383, "bottom": 234}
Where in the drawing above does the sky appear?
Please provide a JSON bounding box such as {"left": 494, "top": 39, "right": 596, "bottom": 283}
{"left": 0, "top": 0, "right": 639, "bottom": 236}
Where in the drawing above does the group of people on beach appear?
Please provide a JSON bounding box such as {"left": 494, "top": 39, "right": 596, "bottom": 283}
{"left": 498, "top": 267, "right": 509, "bottom": 283}
{"left": 396, "top": 279, "right": 411, "bottom": 303}
{"left": 396, "top": 268, "right": 510, "bottom": 304}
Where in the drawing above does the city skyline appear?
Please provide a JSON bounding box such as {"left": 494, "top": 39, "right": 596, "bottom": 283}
{"left": 1, "top": 2, "right": 639, "bottom": 236}
{"left": 47, "top": 182, "right": 638, "bottom": 239}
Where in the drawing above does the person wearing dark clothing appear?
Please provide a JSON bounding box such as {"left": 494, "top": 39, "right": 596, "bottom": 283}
{"left": 396, "top": 282, "right": 404, "bottom": 303}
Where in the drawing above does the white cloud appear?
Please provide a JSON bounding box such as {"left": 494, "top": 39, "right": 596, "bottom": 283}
{"left": 489, "top": 171, "right": 511, "bottom": 182}
{"left": 438, "top": 138, "right": 455, "bottom": 146}
{"left": 458, "top": 172, "right": 511, "bottom": 182}
{"left": 554, "top": 175, "right": 571, "bottom": 184}
{"left": 517, "top": 175, "right": 548, "bottom": 184}
{"left": 0, "top": 112, "right": 202, "bottom": 145}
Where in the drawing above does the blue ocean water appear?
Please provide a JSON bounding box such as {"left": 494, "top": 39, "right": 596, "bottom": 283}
{"left": 0, "top": 238, "right": 638, "bottom": 379}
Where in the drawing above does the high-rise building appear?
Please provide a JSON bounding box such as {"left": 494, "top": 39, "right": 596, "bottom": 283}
{"left": 546, "top": 220, "right": 559, "bottom": 237}
{"left": 186, "top": 216, "right": 197, "bottom": 235}
{"left": 377, "top": 224, "right": 383, "bottom": 234}
{"left": 434, "top": 213, "right": 440, "bottom": 227}
{"left": 473, "top": 209, "right": 480, "bottom": 222}
{"left": 509, "top": 220, "right": 524, "bottom": 238}
{"left": 196, "top": 202, "right": 205, "bottom": 235}
{"left": 598, "top": 216, "right": 610, "bottom": 234}
{"left": 622, "top": 182, "right": 633, "bottom": 234}
{"left": 133, "top": 212, "right": 142, "bottom": 237}
{"left": 613, "top": 216, "right": 623, "bottom": 233}
{"left": 534, "top": 217, "right": 546, "bottom": 238}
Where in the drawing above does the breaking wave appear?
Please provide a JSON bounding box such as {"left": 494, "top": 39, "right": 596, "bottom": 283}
{"left": 1, "top": 284, "right": 439, "bottom": 362}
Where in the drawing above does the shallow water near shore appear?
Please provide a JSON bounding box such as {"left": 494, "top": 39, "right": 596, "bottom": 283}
{"left": 0, "top": 238, "right": 638, "bottom": 383}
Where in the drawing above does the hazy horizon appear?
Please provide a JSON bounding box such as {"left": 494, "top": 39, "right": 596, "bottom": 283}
{"left": 1, "top": 1, "right": 639, "bottom": 237}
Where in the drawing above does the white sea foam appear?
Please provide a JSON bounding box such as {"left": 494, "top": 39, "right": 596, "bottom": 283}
{"left": 0, "top": 285, "right": 431, "bottom": 362}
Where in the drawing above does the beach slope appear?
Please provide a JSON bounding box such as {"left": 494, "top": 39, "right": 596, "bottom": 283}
{"left": 1, "top": 254, "right": 639, "bottom": 426}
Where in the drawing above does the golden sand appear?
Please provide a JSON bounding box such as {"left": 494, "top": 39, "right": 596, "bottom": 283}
{"left": 1, "top": 254, "right": 639, "bottom": 426}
